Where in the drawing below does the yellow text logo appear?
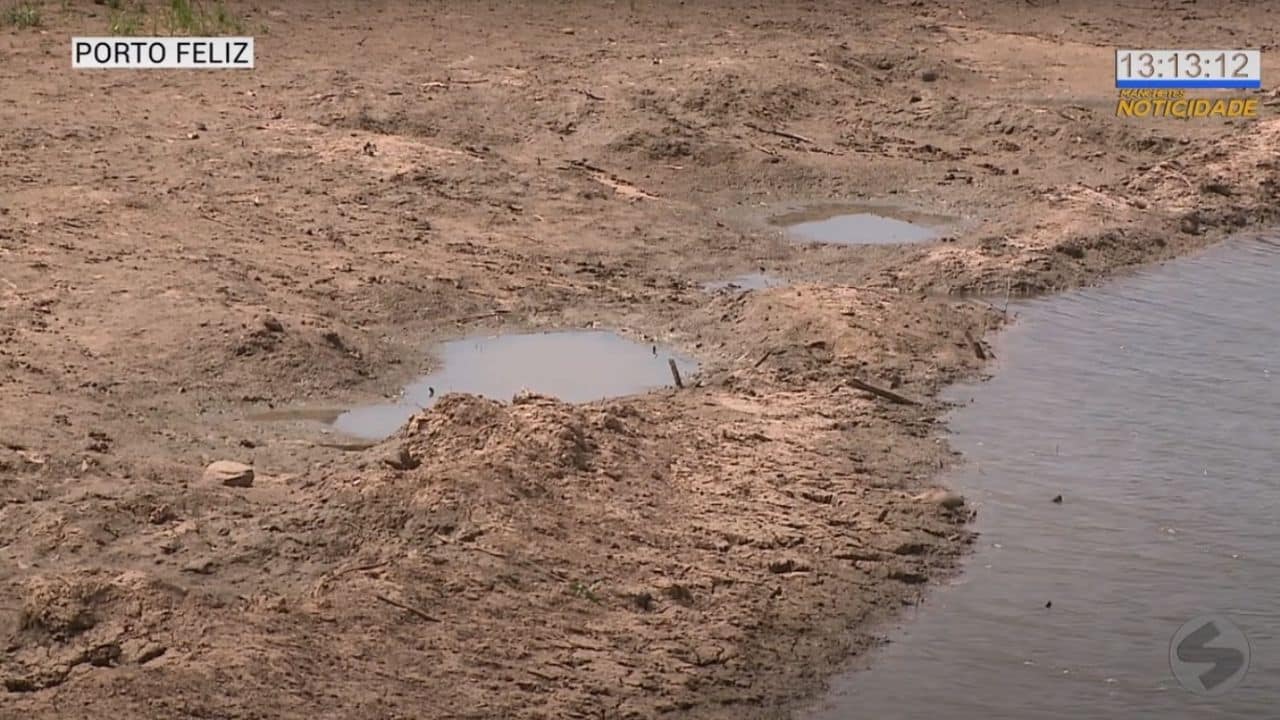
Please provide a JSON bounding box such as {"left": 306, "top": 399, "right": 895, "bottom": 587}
{"left": 1116, "top": 95, "right": 1259, "bottom": 119}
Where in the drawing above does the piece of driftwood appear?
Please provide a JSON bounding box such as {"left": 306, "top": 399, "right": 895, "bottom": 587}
{"left": 848, "top": 377, "right": 919, "bottom": 406}
{"left": 744, "top": 121, "right": 815, "bottom": 145}
{"left": 668, "top": 359, "right": 684, "bottom": 388}
{"left": 374, "top": 593, "right": 441, "bottom": 623}
{"left": 749, "top": 141, "right": 781, "bottom": 157}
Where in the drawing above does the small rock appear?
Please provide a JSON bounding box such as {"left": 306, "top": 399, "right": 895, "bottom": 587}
{"left": 891, "top": 541, "right": 929, "bottom": 556}
{"left": 661, "top": 583, "right": 694, "bottom": 605}
{"left": 512, "top": 389, "right": 553, "bottom": 405}
{"left": 1045, "top": 601, "right": 1053, "bottom": 608}
{"left": 382, "top": 446, "right": 420, "bottom": 471}
{"left": 261, "top": 315, "right": 284, "bottom": 333}
{"left": 912, "top": 488, "right": 965, "bottom": 509}
{"left": 1051, "top": 494, "right": 1063, "bottom": 504}
{"left": 631, "top": 591, "right": 654, "bottom": 612}
{"left": 1201, "top": 181, "right": 1233, "bottom": 197}
{"left": 1179, "top": 213, "right": 1202, "bottom": 235}
{"left": 135, "top": 643, "right": 167, "bottom": 665}
{"left": 148, "top": 504, "right": 177, "bottom": 524}
{"left": 693, "top": 643, "right": 727, "bottom": 666}
{"left": 4, "top": 676, "right": 37, "bottom": 692}
{"left": 799, "top": 488, "right": 834, "bottom": 504}
{"left": 85, "top": 642, "right": 122, "bottom": 667}
{"left": 767, "top": 557, "right": 811, "bottom": 574}
{"left": 87, "top": 430, "right": 112, "bottom": 453}
{"left": 202, "top": 460, "right": 254, "bottom": 488}
{"left": 181, "top": 558, "right": 217, "bottom": 574}
{"left": 888, "top": 568, "right": 928, "bottom": 584}
{"left": 920, "top": 69, "right": 939, "bottom": 82}
{"left": 321, "top": 331, "right": 346, "bottom": 350}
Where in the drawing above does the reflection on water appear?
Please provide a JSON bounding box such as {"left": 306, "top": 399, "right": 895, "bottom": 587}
{"left": 807, "top": 236, "right": 1280, "bottom": 719}
{"left": 702, "top": 272, "right": 788, "bottom": 292}
{"left": 778, "top": 207, "right": 939, "bottom": 245}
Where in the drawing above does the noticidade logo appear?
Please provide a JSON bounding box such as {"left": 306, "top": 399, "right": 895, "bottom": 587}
{"left": 1116, "top": 89, "right": 1259, "bottom": 118}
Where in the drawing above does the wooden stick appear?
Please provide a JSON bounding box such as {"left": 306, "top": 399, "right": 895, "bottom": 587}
{"left": 374, "top": 593, "right": 441, "bottom": 623}
{"left": 753, "top": 349, "right": 778, "bottom": 368}
{"left": 744, "top": 121, "right": 815, "bottom": 145}
{"left": 668, "top": 359, "right": 684, "bottom": 389}
{"left": 848, "top": 377, "right": 919, "bottom": 406}
{"left": 749, "top": 141, "right": 780, "bottom": 157}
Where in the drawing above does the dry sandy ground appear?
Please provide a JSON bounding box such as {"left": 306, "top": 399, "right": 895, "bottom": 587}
{"left": 2, "top": 1, "right": 1280, "bottom": 718}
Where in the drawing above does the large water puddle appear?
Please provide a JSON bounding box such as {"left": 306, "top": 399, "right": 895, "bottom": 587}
{"left": 807, "top": 235, "right": 1280, "bottom": 719}
{"left": 775, "top": 205, "right": 941, "bottom": 245}
{"left": 313, "top": 330, "right": 698, "bottom": 440}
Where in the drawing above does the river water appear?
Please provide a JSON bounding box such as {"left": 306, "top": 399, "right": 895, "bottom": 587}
{"left": 807, "top": 235, "right": 1280, "bottom": 719}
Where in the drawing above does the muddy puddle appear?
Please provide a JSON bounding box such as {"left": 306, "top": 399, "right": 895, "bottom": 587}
{"left": 807, "top": 235, "right": 1280, "bottom": 719}
{"left": 263, "top": 331, "right": 697, "bottom": 441}
{"left": 774, "top": 205, "right": 941, "bottom": 245}
{"left": 702, "top": 271, "right": 787, "bottom": 293}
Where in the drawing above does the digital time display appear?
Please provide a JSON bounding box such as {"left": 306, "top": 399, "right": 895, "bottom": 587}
{"left": 1116, "top": 49, "right": 1261, "bottom": 89}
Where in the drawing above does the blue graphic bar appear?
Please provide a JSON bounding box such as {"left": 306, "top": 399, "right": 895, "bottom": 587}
{"left": 1116, "top": 78, "right": 1261, "bottom": 89}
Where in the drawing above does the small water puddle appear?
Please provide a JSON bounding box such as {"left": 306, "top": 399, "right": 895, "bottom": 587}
{"left": 702, "top": 272, "right": 787, "bottom": 293}
{"left": 775, "top": 206, "right": 940, "bottom": 246}
{"left": 264, "top": 331, "right": 697, "bottom": 441}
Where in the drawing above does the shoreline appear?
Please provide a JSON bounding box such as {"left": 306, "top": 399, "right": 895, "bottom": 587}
{"left": 805, "top": 230, "right": 1280, "bottom": 718}
{"left": 3, "top": 3, "right": 1280, "bottom": 717}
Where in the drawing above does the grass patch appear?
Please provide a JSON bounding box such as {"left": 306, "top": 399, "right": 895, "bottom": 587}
{"left": 2, "top": 2, "right": 42, "bottom": 29}
{"left": 108, "top": 0, "right": 246, "bottom": 36}
{"left": 108, "top": 3, "right": 145, "bottom": 35}
{"left": 568, "top": 580, "right": 603, "bottom": 604}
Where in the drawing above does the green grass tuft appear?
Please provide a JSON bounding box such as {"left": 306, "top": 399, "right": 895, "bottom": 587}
{"left": 106, "top": 0, "right": 247, "bottom": 36}
{"left": 108, "top": 4, "right": 146, "bottom": 35}
{"left": 2, "top": 2, "right": 42, "bottom": 29}
{"left": 162, "top": 0, "right": 244, "bottom": 35}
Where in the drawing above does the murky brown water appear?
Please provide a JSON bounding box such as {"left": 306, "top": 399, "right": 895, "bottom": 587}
{"left": 807, "top": 236, "right": 1280, "bottom": 718}
{"left": 331, "top": 330, "right": 697, "bottom": 440}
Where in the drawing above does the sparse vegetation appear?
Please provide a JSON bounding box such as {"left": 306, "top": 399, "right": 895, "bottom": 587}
{"left": 2, "top": 2, "right": 42, "bottom": 29}
{"left": 569, "top": 580, "right": 603, "bottom": 604}
{"left": 108, "top": 0, "right": 246, "bottom": 36}
{"left": 108, "top": 3, "right": 145, "bottom": 35}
